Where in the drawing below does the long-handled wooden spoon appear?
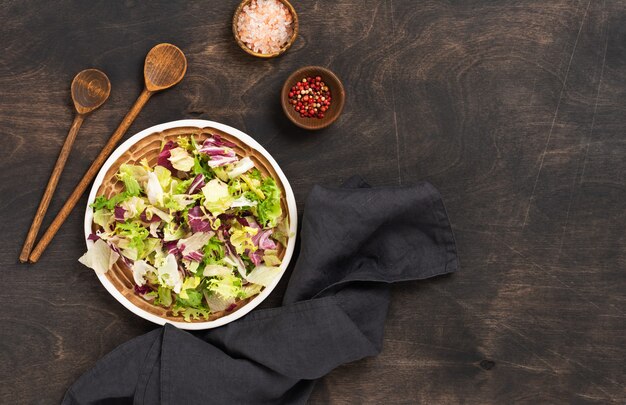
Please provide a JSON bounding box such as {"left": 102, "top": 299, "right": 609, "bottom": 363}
{"left": 28, "top": 43, "right": 187, "bottom": 263}
{"left": 19, "top": 69, "right": 111, "bottom": 263}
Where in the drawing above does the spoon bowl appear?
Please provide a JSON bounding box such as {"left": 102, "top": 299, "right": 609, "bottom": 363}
{"left": 144, "top": 43, "right": 187, "bottom": 92}
{"left": 71, "top": 69, "right": 111, "bottom": 115}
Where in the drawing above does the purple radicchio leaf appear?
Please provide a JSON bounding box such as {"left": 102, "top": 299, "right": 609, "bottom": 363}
{"left": 87, "top": 233, "right": 100, "bottom": 241}
{"left": 163, "top": 240, "right": 180, "bottom": 255}
{"left": 248, "top": 249, "right": 263, "bottom": 266}
{"left": 218, "top": 213, "right": 235, "bottom": 222}
{"left": 183, "top": 250, "right": 204, "bottom": 262}
{"left": 140, "top": 209, "right": 161, "bottom": 223}
{"left": 114, "top": 206, "right": 126, "bottom": 223}
{"left": 187, "top": 174, "right": 205, "bottom": 194}
{"left": 173, "top": 211, "right": 184, "bottom": 225}
{"left": 157, "top": 140, "right": 178, "bottom": 172}
{"left": 134, "top": 284, "right": 151, "bottom": 295}
{"left": 253, "top": 229, "right": 277, "bottom": 250}
{"left": 212, "top": 134, "right": 237, "bottom": 148}
{"left": 245, "top": 216, "right": 260, "bottom": 229}
{"left": 179, "top": 264, "right": 191, "bottom": 278}
{"left": 198, "top": 137, "right": 238, "bottom": 168}
{"left": 206, "top": 154, "right": 238, "bottom": 168}
{"left": 188, "top": 206, "right": 212, "bottom": 233}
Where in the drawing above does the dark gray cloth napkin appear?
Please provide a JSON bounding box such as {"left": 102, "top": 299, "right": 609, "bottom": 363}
{"left": 62, "top": 176, "right": 459, "bottom": 405}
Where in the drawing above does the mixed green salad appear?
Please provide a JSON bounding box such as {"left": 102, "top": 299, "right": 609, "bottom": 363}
{"left": 79, "top": 133, "right": 288, "bottom": 321}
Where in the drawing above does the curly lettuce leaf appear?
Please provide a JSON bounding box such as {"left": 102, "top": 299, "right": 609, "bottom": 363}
{"left": 154, "top": 286, "right": 173, "bottom": 307}
{"left": 172, "top": 305, "right": 210, "bottom": 322}
{"left": 91, "top": 192, "right": 131, "bottom": 211}
{"left": 117, "top": 168, "right": 142, "bottom": 196}
{"left": 203, "top": 236, "right": 225, "bottom": 265}
{"left": 174, "top": 178, "right": 194, "bottom": 195}
{"left": 240, "top": 174, "right": 265, "bottom": 200}
{"left": 257, "top": 178, "right": 282, "bottom": 228}
{"left": 208, "top": 274, "right": 243, "bottom": 299}
{"left": 116, "top": 221, "right": 150, "bottom": 258}
{"left": 192, "top": 154, "right": 215, "bottom": 179}
{"left": 229, "top": 225, "right": 258, "bottom": 255}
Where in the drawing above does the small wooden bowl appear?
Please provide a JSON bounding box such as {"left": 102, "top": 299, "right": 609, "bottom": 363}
{"left": 232, "top": 0, "right": 298, "bottom": 58}
{"left": 281, "top": 66, "right": 346, "bottom": 130}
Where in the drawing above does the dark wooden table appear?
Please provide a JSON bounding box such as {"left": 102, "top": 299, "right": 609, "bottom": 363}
{"left": 2, "top": 1, "right": 625, "bottom": 403}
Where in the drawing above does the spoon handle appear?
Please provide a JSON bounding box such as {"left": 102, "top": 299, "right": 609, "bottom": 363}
{"left": 29, "top": 88, "right": 152, "bottom": 263}
{"left": 19, "top": 114, "right": 85, "bottom": 262}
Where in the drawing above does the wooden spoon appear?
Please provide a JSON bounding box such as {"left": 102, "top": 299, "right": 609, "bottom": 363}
{"left": 19, "top": 69, "right": 110, "bottom": 263}
{"left": 28, "top": 43, "right": 187, "bottom": 263}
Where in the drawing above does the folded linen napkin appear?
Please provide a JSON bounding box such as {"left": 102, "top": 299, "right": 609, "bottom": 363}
{"left": 62, "top": 176, "right": 459, "bottom": 405}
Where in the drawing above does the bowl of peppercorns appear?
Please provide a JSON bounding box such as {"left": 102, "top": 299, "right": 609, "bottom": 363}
{"left": 281, "top": 66, "right": 345, "bottom": 130}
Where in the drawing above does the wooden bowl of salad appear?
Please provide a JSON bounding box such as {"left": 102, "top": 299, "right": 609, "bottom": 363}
{"left": 80, "top": 119, "right": 297, "bottom": 330}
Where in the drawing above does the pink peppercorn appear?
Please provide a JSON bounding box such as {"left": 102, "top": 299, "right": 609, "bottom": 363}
{"left": 287, "top": 76, "right": 332, "bottom": 119}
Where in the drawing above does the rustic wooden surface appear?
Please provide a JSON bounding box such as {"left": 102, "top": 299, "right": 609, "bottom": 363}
{"left": 1, "top": 0, "right": 624, "bottom": 403}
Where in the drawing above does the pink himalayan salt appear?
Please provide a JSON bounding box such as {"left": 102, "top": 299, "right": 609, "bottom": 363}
{"left": 237, "top": 0, "right": 294, "bottom": 55}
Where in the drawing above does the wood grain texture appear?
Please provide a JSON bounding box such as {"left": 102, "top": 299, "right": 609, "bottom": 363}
{"left": 0, "top": 0, "right": 624, "bottom": 403}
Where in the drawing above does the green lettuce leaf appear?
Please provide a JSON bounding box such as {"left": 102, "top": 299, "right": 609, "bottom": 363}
{"left": 154, "top": 286, "right": 173, "bottom": 307}
{"left": 208, "top": 274, "right": 243, "bottom": 299}
{"left": 203, "top": 236, "right": 225, "bottom": 265}
{"left": 172, "top": 305, "right": 209, "bottom": 322}
{"left": 90, "top": 192, "right": 131, "bottom": 210}
{"left": 177, "top": 288, "right": 203, "bottom": 307}
{"left": 192, "top": 154, "right": 214, "bottom": 178}
{"left": 93, "top": 208, "right": 114, "bottom": 228}
{"left": 202, "top": 179, "right": 233, "bottom": 215}
{"left": 117, "top": 169, "right": 142, "bottom": 196}
{"left": 241, "top": 283, "right": 263, "bottom": 298}
{"left": 257, "top": 178, "right": 282, "bottom": 228}
{"left": 174, "top": 178, "right": 194, "bottom": 194}
{"left": 154, "top": 165, "right": 172, "bottom": 189}
{"left": 229, "top": 225, "right": 258, "bottom": 255}
{"left": 263, "top": 251, "right": 282, "bottom": 266}
{"left": 116, "top": 221, "right": 150, "bottom": 257}
{"left": 163, "top": 222, "right": 186, "bottom": 241}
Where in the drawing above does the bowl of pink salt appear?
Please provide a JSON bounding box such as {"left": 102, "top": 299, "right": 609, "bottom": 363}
{"left": 233, "top": 0, "right": 298, "bottom": 58}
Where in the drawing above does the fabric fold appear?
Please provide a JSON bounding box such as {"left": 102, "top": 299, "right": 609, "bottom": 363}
{"left": 63, "top": 177, "right": 459, "bottom": 405}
